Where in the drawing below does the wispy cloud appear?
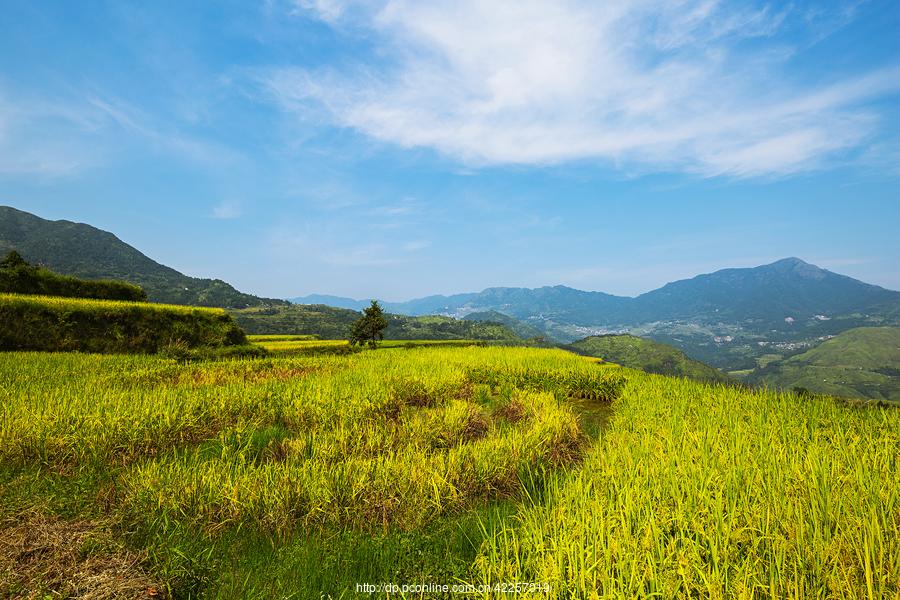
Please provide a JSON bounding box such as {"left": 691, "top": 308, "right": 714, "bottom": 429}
{"left": 292, "top": 0, "right": 347, "bottom": 23}
{"left": 0, "top": 85, "right": 242, "bottom": 178}
{"left": 266, "top": 0, "right": 900, "bottom": 177}
{"left": 0, "top": 89, "right": 106, "bottom": 176}
{"left": 268, "top": 226, "right": 413, "bottom": 268}
{"left": 211, "top": 199, "right": 243, "bottom": 219}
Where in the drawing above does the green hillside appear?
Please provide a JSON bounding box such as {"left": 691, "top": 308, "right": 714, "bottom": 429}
{"left": 748, "top": 327, "right": 900, "bottom": 400}
{"left": 0, "top": 206, "right": 286, "bottom": 308}
{"left": 230, "top": 304, "right": 523, "bottom": 342}
{"left": 567, "top": 334, "right": 731, "bottom": 383}
{"left": 462, "top": 310, "right": 548, "bottom": 340}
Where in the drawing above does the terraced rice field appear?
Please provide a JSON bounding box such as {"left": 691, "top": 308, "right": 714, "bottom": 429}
{"left": 1, "top": 345, "right": 897, "bottom": 597}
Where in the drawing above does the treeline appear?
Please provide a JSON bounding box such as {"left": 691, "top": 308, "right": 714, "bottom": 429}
{"left": 0, "top": 251, "right": 146, "bottom": 301}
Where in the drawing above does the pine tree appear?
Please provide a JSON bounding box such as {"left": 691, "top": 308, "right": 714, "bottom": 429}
{"left": 348, "top": 300, "right": 389, "bottom": 348}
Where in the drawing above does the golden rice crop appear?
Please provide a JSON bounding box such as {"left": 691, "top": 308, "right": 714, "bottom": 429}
{"left": 474, "top": 375, "right": 900, "bottom": 598}
{"left": 1, "top": 347, "right": 601, "bottom": 533}
{"left": 2, "top": 344, "right": 897, "bottom": 598}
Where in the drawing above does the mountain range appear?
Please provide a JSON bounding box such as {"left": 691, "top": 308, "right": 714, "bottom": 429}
{"left": 4, "top": 204, "right": 899, "bottom": 374}
{"left": 292, "top": 259, "right": 898, "bottom": 329}
{"left": 293, "top": 259, "right": 900, "bottom": 370}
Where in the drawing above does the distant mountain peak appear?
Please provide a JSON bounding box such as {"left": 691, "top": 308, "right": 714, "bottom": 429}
{"left": 769, "top": 256, "right": 811, "bottom": 267}
{"left": 763, "top": 257, "right": 827, "bottom": 280}
{"left": 774, "top": 256, "right": 808, "bottom": 264}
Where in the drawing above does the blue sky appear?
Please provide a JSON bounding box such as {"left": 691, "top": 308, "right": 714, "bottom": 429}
{"left": 1, "top": 0, "right": 898, "bottom": 300}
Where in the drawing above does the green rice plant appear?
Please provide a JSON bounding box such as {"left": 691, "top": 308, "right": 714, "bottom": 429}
{"left": 474, "top": 374, "right": 900, "bottom": 598}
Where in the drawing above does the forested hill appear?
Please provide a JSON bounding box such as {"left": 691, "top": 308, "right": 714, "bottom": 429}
{"left": 0, "top": 206, "right": 286, "bottom": 308}
{"left": 568, "top": 334, "right": 732, "bottom": 383}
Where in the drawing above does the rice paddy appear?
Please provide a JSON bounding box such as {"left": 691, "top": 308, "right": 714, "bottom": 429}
{"left": 1, "top": 344, "right": 897, "bottom": 597}
{"left": 247, "top": 334, "right": 487, "bottom": 356}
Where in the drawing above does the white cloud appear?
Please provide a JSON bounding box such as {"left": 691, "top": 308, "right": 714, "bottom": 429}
{"left": 293, "top": 0, "right": 347, "bottom": 22}
{"left": 273, "top": 0, "right": 900, "bottom": 177}
{"left": 211, "top": 199, "right": 243, "bottom": 219}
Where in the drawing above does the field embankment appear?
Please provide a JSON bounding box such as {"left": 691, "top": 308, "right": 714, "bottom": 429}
{"left": 247, "top": 334, "right": 487, "bottom": 355}
{"left": 0, "top": 293, "right": 250, "bottom": 354}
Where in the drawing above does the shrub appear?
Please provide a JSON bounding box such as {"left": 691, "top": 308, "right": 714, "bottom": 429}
{"left": 0, "top": 251, "right": 147, "bottom": 301}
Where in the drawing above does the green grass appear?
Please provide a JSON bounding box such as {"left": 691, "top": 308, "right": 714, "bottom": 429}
{"left": 0, "top": 293, "right": 251, "bottom": 354}
{"left": 1, "top": 345, "right": 897, "bottom": 597}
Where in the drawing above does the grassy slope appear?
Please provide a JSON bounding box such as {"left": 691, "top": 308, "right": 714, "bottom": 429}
{"left": 230, "top": 303, "right": 524, "bottom": 342}
{"left": 230, "top": 304, "right": 355, "bottom": 338}
{"left": 567, "top": 334, "right": 732, "bottom": 383}
{"left": 0, "top": 293, "right": 251, "bottom": 354}
{"left": 1, "top": 347, "right": 897, "bottom": 598}
{"left": 749, "top": 326, "right": 900, "bottom": 400}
